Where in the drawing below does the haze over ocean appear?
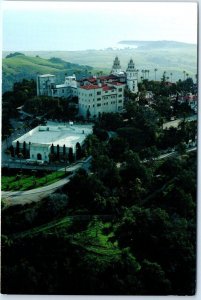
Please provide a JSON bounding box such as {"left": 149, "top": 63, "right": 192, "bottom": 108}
{"left": 2, "top": 1, "right": 197, "bottom": 51}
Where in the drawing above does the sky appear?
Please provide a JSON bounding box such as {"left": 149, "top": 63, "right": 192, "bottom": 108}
{"left": 2, "top": 1, "right": 198, "bottom": 51}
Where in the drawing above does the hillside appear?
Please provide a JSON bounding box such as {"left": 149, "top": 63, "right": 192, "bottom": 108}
{"left": 2, "top": 53, "right": 94, "bottom": 92}
{"left": 3, "top": 41, "right": 197, "bottom": 92}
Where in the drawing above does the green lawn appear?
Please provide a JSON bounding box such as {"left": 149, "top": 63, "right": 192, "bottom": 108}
{"left": 1, "top": 171, "right": 69, "bottom": 191}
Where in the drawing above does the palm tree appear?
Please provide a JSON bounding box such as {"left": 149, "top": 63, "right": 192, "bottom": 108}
{"left": 183, "top": 70, "right": 186, "bottom": 81}
{"left": 162, "top": 71, "right": 166, "bottom": 82}
{"left": 147, "top": 70, "right": 150, "bottom": 80}
{"left": 186, "top": 73, "right": 189, "bottom": 79}
{"left": 154, "top": 68, "right": 158, "bottom": 81}
{"left": 170, "top": 73, "right": 173, "bottom": 82}
{"left": 136, "top": 69, "right": 139, "bottom": 80}
{"left": 141, "top": 70, "right": 145, "bottom": 79}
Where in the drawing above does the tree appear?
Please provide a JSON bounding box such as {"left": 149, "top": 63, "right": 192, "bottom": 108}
{"left": 154, "top": 68, "right": 158, "bottom": 81}
{"left": 68, "top": 147, "right": 74, "bottom": 163}
{"left": 183, "top": 70, "right": 186, "bottom": 81}
{"left": 139, "top": 260, "right": 171, "bottom": 295}
{"left": 109, "top": 137, "right": 129, "bottom": 161}
{"left": 66, "top": 169, "right": 107, "bottom": 211}
{"left": 176, "top": 142, "right": 187, "bottom": 155}
{"left": 22, "top": 141, "right": 27, "bottom": 158}
{"left": 91, "top": 154, "right": 121, "bottom": 189}
{"left": 63, "top": 144, "right": 66, "bottom": 157}
{"left": 76, "top": 142, "right": 82, "bottom": 160}
{"left": 15, "top": 141, "right": 20, "bottom": 157}
{"left": 56, "top": 144, "right": 60, "bottom": 161}
{"left": 51, "top": 143, "right": 54, "bottom": 155}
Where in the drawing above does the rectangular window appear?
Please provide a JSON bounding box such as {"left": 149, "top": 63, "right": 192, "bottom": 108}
{"left": 118, "top": 100, "right": 122, "bottom": 103}
{"left": 119, "top": 88, "right": 122, "bottom": 92}
{"left": 118, "top": 94, "right": 122, "bottom": 97}
{"left": 97, "top": 91, "right": 101, "bottom": 95}
{"left": 97, "top": 98, "right": 101, "bottom": 101}
{"left": 97, "top": 103, "right": 101, "bottom": 107}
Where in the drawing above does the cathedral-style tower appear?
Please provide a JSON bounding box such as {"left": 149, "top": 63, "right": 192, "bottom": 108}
{"left": 111, "top": 56, "right": 122, "bottom": 75}
{"left": 126, "top": 59, "right": 138, "bottom": 93}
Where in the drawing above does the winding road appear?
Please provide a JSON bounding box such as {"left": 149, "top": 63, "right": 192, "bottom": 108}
{"left": 1, "top": 157, "right": 92, "bottom": 206}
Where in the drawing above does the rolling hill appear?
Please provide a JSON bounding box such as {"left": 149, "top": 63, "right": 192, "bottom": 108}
{"left": 2, "top": 53, "right": 94, "bottom": 92}
{"left": 2, "top": 41, "right": 197, "bottom": 92}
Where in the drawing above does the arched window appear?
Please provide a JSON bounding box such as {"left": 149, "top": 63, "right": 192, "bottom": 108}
{"left": 37, "top": 153, "right": 42, "bottom": 160}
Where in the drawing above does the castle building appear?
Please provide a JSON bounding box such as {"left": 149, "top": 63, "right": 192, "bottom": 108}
{"left": 36, "top": 74, "right": 56, "bottom": 96}
{"left": 78, "top": 75, "right": 125, "bottom": 118}
{"left": 36, "top": 57, "right": 138, "bottom": 118}
{"left": 37, "top": 74, "right": 77, "bottom": 98}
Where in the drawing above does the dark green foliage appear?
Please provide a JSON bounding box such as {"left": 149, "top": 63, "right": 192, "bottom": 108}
{"left": 68, "top": 147, "right": 74, "bottom": 163}
{"left": 109, "top": 137, "right": 129, "bottom": 161}
{"left": 5, "top": 52, "right": 25, "bottom": 58}
{"left": 15, "top": 141, "right": 20, "bottom": 157}
{"left": 56, "top": 144, "right": 60, "bottom": 160}
{"left": 2, "top": 79, "right": 36, "bottom": 139}
{"left": 66, "top": 169, "right": 108, "bottom": 211}
{"left": 76, "top": 142, "right": 82, "bottom": 160}
{"left": 1, "top": 70, "right": 197, "bottom": 295}
{"left": 113, "top": 206, "right": 196, "bottom": 295}
{"left": 23, "top": 96, "right": 78, "bottom": 120}
{"left": 96, "top": 112, "right": 124, "bottom": 131}
{"left": 93, "top": 127, "right": 108, "bottom": 141}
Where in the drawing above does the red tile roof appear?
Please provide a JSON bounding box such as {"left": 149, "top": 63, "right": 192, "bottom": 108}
{"left": 80, "top": 85, "right": 100, "bottom": 90}
{"left": 102, "top": 86, "right": 113, "bottom": 91}
{"left": 88, "top": 78, "right": 97, "bottom": 83}
{"left": 111, "top": 82, "right": 124, "bottom": 86}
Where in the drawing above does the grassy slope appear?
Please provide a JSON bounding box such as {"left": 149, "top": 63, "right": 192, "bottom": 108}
{"left": 2, "top": 54, "right": 95, "bottom": 92}
{"left": 1, "top": 171, "right": 68, "bottom": 191}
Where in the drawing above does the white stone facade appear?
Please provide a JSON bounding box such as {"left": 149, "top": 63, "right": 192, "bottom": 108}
{"left": 78, "top": 81, "right": 125, "bottom": 118}
{"left": 37, "top": 74, "right": 78, "bottom": 98}
{"left": 126, "top": 59, "right": 138, "bottom": 94}
{"left": 12, "top": 124, "right": 93, "bottom": 162}
{"left": 36, "top": 74, "right": 56, "bottom": 96}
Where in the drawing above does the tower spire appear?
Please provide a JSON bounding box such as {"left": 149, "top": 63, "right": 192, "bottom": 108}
{"left": 111, "top": 56, "right": 122, "bottom": 75}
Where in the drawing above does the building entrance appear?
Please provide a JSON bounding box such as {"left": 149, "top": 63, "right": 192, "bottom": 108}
{"left": 37, "top": 153, "right": 42, "bottom": 160}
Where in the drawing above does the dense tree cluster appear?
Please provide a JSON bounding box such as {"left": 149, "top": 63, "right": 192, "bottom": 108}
{"left": 2, "top": 79, "right": 36, "bottom": 138}
{"left": 23, "top": 96, "right": 78, "bottom": 120}
{"left": 1, "top": 75, "right": 197, "bottom": 295}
